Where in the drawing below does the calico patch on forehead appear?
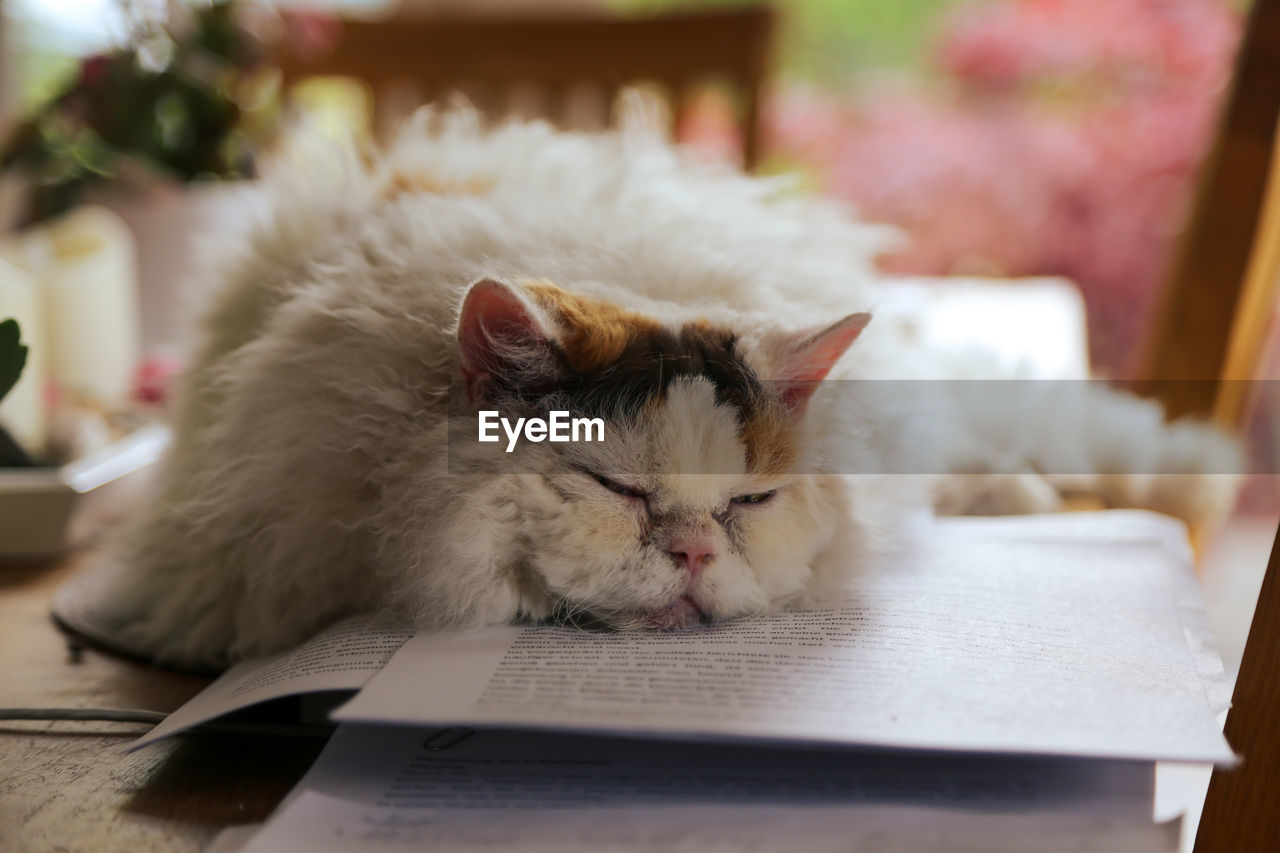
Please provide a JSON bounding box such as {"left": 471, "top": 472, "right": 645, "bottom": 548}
{"left": 525, "top": 281, "right": 796, "bottom": 473}
{"left": 525, "top": 281, "right": 663, "bottom": 373}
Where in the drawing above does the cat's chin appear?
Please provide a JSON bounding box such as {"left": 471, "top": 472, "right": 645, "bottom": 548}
{"left": 641, "top": 595, "right": 708, "bottom": 631}
{"left": 552, "top": 595, "right": 709, "bottom": 632}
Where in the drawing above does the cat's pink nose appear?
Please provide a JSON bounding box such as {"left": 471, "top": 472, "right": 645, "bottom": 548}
{"left": 668, "top": 539, "right": 716, "bottom": 576}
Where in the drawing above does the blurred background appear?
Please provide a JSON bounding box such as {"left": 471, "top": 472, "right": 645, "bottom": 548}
{"left": 0, "top": 0, "right": 1251, "bottom": 378}
{"left": 0, "top": 1, "right": 1277, "bottom": 654}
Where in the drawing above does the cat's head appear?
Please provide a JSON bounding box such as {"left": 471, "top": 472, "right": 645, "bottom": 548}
{"left": 456, "top": 278, "right": 869, "bottom": 630}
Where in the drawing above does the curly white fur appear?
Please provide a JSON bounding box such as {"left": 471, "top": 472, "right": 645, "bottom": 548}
{"left": 98, "top": 110, "right": 1241, "bottom": 669}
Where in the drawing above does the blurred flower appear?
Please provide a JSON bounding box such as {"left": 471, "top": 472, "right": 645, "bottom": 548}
{"left": 0, "top": 0, "right": 303, "bottom": 227}
{"left": 676, "top": 87, "right": 742, "bottom": 165}
{"left": 760, "top": 0, "right": 1241, "bottom": 376}
{"left": 78, "top": 54, "right": 113, "bottom": 90}
{"left": 132, "top": 353, "right": 183, "bottom": 406}
{"left": 280, "top": 7, "right": 342, "bottom": 61}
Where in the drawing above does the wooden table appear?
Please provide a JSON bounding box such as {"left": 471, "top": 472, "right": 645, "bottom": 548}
{"left": 0, "top": 555, "right": 325, "bottom": 852}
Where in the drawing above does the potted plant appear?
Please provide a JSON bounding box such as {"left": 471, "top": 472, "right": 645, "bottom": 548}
{"left": 0, "top": 318, "right": 31, "bottom": 467}
{"left": 0, "top": 0, "right": 287, "bottom": 354}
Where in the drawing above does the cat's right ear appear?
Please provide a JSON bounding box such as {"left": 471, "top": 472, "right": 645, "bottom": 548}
{"left": 458, "top": 278, "right": 558, "bottom": 402}
{"left": 772, "top": 312, "right": 871, "bottom": 413}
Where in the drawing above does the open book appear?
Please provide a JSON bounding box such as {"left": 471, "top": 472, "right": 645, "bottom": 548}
{"left": 117, "top": 511, "right": 1229, "bottom": 767}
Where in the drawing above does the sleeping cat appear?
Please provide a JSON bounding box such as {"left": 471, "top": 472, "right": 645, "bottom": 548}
{"left": 99, "top": 108, "right": 1241, "bottom": 669}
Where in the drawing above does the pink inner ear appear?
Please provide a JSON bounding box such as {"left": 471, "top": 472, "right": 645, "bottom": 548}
{"left": 778, "top": 312, "right": 871, "bottom": 411}
{"left": 458, "top": 279, "right": 548, "bottom": 401}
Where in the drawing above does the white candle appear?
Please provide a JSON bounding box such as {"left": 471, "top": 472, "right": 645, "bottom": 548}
{"left": 42, "top": 206, "right": 140, "bottom": 409}
{"left": 0, "top": 258, "right": 45, "bottom": 456}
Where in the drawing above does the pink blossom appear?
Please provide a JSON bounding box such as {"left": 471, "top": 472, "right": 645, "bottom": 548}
{"left": 133, "top": 355, "right": 184, "bottom": 406}
{"left": 281, "top": 8, "right": 342, "bottom": 60}
{"left": 760, "top": 0, "right": 1241, "bottom": 375}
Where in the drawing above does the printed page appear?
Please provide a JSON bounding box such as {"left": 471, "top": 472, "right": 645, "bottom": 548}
{"left": 131, "top": 617, "right": 412, "bottom": 750}
{"left": 245, "top": 792, "right": 1178, "bottom": 853}
{"left": 940, "top": 511, "right": 1233, "bottom": 715}
{"left": 238, "top": 725, "right": 1176, "bottom": 853}
{"left": 336, "top": 513, "right": 1233, "bottom": 764}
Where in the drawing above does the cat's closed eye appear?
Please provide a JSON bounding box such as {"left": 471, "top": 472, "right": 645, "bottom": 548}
{"left": 586, "top": 470, "right": 647, "bottom": 500}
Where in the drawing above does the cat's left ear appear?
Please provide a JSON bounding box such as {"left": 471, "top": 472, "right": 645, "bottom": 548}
{"left": 772, "top": 312, "right": 871, "bottom": 412}
{"left": 457, "top": 278, "right": 559, "bottom": 402}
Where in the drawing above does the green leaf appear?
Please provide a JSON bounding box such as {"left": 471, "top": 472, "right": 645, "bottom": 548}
{"left": 0, "top": 318, "right": 30, "bottom": 404}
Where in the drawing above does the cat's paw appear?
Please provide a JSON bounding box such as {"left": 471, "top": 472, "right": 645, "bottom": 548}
{"left": 1131, "top": 419, "right": 1244, "bottom": 528}
{"left": 935, "top": 472, "right": 1064, "bottom": 517}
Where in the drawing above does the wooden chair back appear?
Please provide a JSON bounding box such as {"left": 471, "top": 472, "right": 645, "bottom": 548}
{"left": 274, "top": 7, "right": 776, "bottom": 170}
{"left": 1195, "top": 519, "right": 1280, "bottom": 851}
{"left": 1128, "top": 4, "right": 1280, "bottom": 844}
{"left": 1135, "top": 0, "right": 1280, "bottom": 422}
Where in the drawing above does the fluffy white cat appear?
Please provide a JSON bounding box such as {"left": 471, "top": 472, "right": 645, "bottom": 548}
{"left": 99, "top": 109, "right": 1241, "bottom": 669}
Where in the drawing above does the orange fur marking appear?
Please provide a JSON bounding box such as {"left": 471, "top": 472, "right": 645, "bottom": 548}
{"left": 523, "top": 281, "right": 664, "bottom": 372}
{"left": 381, "top": 171, "right": 495, "bottom": 200}
{"left": 740, "top": 405, "right": 798, "bottom": 475}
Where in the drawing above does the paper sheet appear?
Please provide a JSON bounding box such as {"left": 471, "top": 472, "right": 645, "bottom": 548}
{"left": 336, "top": 512, "right": 1233, "bottom": 764}
{"left": 938, "top": 511, "right": 1232, "bottom": 714}
{"left": 238, "top": 725, "right": 1177, "bottom": 853}
{"left": 131, "top": 616, "right": 412, "bottom": 750}
{"left": 245, "top": 792, "right": 1179, "bottom": 853}
{"left": 207, "top": 824, "right": 262, "bottom": 853}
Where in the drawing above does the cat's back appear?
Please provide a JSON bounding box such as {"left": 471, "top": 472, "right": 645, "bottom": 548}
{"left": 373, "top": 110, "right": 889, "bottom": 324}
{"left": 186, "top": 108, "right": 892, "bottom": 398}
